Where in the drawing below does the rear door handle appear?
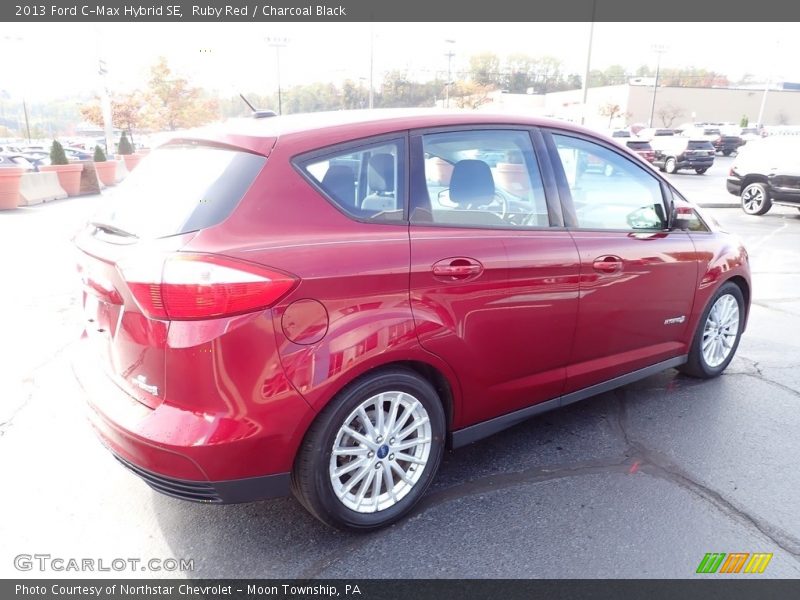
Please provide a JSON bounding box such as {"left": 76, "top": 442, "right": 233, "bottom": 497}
{"left": 592, "top": 255, "right": 623, "bottom": 274}
{"left": 432, "top": 258, "right": 483, "bottom": 281}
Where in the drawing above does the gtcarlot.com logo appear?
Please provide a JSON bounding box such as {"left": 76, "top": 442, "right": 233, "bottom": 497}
{"left": 14, "top": 554, "right": 194, "bottom": 573}
{"left": 696, "top": 552, "right": 772, "bottom": 574}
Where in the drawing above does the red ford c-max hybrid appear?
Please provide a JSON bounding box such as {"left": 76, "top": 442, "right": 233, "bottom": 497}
{"left": 74, "top": 110, "right": 750, "bottom": 530}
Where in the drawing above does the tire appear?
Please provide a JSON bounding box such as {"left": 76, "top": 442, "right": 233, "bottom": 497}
{"left": 291, "top": 367, "right": 445, "bottom": 531}
{"left": 680, "top": 281, "right": 745, "bottom": 379}
{"left": 664, "top": 157, "right": 677, "bottom": 174}
{"left": 722, "top": 150, "right": 732, "bottom": 156}
{"left": 741, "top": 182, "right": 772, "bottom": 215}
{"left": 695, "top": 168, "right": 708, "bottom": 175}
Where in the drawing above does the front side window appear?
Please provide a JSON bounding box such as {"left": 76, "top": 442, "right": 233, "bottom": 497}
{"left": 413, "top": 129, "right": 549, "bottom": 229}
{"left": 300, "top": 139, "right": 404, "bottom": 222}
{"left": 552, "top": 134, "right": 667, "bottom": 231}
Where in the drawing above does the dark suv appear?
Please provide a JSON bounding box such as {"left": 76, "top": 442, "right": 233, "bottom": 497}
{"left": 651, "top": 137, "right": 716, "bottom": 174}
{"left": 74, "top": 110, "right": 750, "bottom": 530}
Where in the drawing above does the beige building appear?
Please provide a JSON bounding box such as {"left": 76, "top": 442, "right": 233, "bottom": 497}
{"left": 479, "top": 84, "right": 800, "bottom": 129}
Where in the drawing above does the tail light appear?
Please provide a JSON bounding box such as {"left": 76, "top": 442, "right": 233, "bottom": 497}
{"left": 118, "top": 254, "right": 297, "bottom": 320}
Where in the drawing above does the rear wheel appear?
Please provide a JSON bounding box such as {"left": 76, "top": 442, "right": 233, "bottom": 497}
{"left": 741, "top": 182, "right": 772, "bottom": 215}
{"left": 722, "top": 150, "right": 732, "bottom": 156}
{"left": 665, "top": 157, "right": 677, "bottom": 174}
{"left": 695, "top": 168, "right": 708, "bottom": 175}
{"left": 680, "top": 282, "right": 744, "bottom": 379}
{"left": 291, "top": 368, "right": 445, "bottom": 531}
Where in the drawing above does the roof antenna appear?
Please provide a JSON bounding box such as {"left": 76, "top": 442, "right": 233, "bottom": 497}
{"left": 239, "top": 93, "right": 277, "bottom": 119}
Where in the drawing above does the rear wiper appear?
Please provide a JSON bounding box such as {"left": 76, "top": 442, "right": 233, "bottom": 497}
{"left": 89, "top": 221, "right": 138, "bottom": 239}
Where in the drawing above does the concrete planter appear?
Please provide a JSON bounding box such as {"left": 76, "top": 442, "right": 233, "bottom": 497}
{"left": 40, "top": 163, "right": 84, "bottom": 196}
{"left": 121, "top": 153, "right": 142, "bottom": 171}
{"left": 0, "top": 166, "right": 27, "bottom": 210}
{"left": 94, "top": 160, "right": 118, "bottom": 186}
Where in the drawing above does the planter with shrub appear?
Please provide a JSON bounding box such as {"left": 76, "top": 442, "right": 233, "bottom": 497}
{"left": 92, "top": 146, "right": 117, "bottom": 186}
{"left": 40, "top": 140, "right": 84, "bottom": 196}
{"left": 117, "top": 132, "right": 141, "bottom": 171}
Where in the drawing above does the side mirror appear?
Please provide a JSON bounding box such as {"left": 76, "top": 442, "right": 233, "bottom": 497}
{"left": 671, "top": 204, "right": 693, "bottom": 230}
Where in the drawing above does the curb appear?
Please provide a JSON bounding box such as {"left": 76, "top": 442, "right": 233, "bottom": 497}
{"left": 698, "top": 202, "right": 740, "bottom": 209}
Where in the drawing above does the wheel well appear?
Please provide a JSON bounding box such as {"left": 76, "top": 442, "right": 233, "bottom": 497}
{"left": 741, "top": 174, "right": 769, "bottom": 190}
{"left": 726, "top": 275, "right": 750, "bottom": 321}
{"left": 341, "top": 361, "right": 455, "bottom": 430}
{"left": 395, "top": 361, "right": 454, "bottom": 430}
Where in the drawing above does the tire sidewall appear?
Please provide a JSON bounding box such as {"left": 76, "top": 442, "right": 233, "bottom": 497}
{"left": 691, "top": 282, "right": 745, "bottom": 377}
{"left": 305, "top": 370, "right": 445, "bottom": 530}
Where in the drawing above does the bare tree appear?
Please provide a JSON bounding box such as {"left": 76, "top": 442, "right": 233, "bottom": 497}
{"left": 657, "top": 103, "right": 684, "bottom": 127}
{"left": 598, "top": 102, "right": 622, "bottom": 127}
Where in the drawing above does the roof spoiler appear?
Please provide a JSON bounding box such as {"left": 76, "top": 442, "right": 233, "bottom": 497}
{"left": 240, "top": 94, "right": 277, "bottom": 119}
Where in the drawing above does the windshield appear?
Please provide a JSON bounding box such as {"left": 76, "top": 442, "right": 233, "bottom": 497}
{"left": 90, "top": 144, "right": 265, "bottom": 239}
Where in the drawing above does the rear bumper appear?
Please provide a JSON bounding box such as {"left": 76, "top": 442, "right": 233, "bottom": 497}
{"left": 114, "top": 454, "right": 290, "bottom": 504}
{"left": 726, "top": 177, "right": 742, "bottom": 196}
{"left": 677, "top": 158, "right": 714, "bottom": 169}
{"left": 72, "top": 337, "right": 305, "bottom": 503}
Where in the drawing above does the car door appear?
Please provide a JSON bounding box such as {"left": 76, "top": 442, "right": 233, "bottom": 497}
{"left": 408, "top": 127, "right": 581, "bottom": 429}
{"left": 543, "top": 130, "right": 699, "bottom": 393}
{"left": 769, "top": 149, "right": 800, "bottom": 203}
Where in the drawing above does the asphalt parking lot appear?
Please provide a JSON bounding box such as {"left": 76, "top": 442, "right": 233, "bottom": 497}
{"left": 1, "top": 155, "right": 799, "bottom": 579}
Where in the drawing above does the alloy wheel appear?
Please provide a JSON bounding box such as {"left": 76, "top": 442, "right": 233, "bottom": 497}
{"left": 701, "top": 294, "right": 740, "bottom": 368}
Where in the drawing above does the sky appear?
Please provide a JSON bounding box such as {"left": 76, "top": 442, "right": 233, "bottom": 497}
{"left": 3, "top": 22, "right": 799, "bottom": 101}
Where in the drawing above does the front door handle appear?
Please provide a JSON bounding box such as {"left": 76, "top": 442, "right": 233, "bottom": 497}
{"left": 592, "top": 255, "right": 624, "bottom": 273}
{"left": 432, "top": 258, "right": 483, "bottom": 281}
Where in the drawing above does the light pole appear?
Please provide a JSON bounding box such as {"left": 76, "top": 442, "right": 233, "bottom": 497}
{"left": 2, "top": 35, "right": 31, "bottom": 142}
{"left": 266, "top": 36, "right": 289, "bottom": 115}
{"left": 580, "top": 0, "right": 597, "bottom": 125}
{"left": 444, "top": 39, "right": 456, "bottom": 108}
{"left": 647, "top": 44, "right": 668, "bottom": 128}
{"left": 368, "top": 25, "right": 375, "bottom": 109}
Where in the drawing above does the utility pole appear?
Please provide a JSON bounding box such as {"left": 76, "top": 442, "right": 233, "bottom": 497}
{"left": 444, "top": 39, "right": 456, "bottom": 108}
{"left": 368, "top": 25, "right": 375, "bottom": 109}
{"left": 580, "top": 0, "right": 597, "bottom": 125}
{"left": 266, "top": 36, "right": 289, "bottom": 115}
{"left": 648, "top": 44, "right": 668, "bottom": 128}
{"left": 3, "top": 35, "right": 31, "bottom": 142}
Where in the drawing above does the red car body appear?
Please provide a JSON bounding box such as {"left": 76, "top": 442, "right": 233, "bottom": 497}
{"left": 73, "top": 111, "right": 750, "bottom": 508}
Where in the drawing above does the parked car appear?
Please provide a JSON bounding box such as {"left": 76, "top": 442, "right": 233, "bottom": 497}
{"left": 726, "top": 137, "right": 800, "bottom": 215}
{"left": 64, "top": 147, "right": 93, "bottom": 161}
{"left": 739, "top": 127, "right": 762, "bottom": 144}
{"left": 651, "top": 137, "right": 715, "bottom": 174}
{"left": 73, "top": 110, "right": 751, "bottom": 530}
{"left": 624, "top": 139, "right": 656, "bottom": 164}
{"left": 0, "top": 153, "right": 35, "bottom": 171}
{"left": 636, "top": 128, "right": 675, "bottom": 141}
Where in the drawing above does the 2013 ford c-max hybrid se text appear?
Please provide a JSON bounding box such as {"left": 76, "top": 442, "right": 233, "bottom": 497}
{"left": 74, "top": 110, "right": 750, "bottom": 530}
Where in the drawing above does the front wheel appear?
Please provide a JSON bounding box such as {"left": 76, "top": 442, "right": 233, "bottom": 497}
{"left": 680, "top": 282, "right": 745, "bottom": 379}
{"left": 695, "top": 168, "right": 708, "bottom": 175}
{"left": 722, "top": 150, "right": 732, "bottom": 156}
{"left": 664, "top": 157, "right": 678, "bottom": 174}
{"left": 291, "top": 368, "right": 445, "bottom": 531}
{"left": 741, "top": 182, "right": 772, "bottom": 215}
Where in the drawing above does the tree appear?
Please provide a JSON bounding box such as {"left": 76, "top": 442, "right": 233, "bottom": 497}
{"left": 740, "top": 115, "right": 749, "bottom": 127}
{"left": 118, "top": 132, "right": 134, "bottom": 155}
{"left": 469, "top": 52, "right": 501, "bottom": 87}
{"left": 657, "top": 103, "right": 684, "bottom": 127}
{"left": 80, "top": 92, "right": 145, "bottom": 142}
{"left": 451, "top": 81, "right": 493, "bottom": 110}
{"left": 50, "top": 140, "right": 68, "bottom": 165}
{"left": 599, "top": 102, "right": 623, "bottom": 127}
{"left": 142, "top": 57, "right": 219, "bottom": 131}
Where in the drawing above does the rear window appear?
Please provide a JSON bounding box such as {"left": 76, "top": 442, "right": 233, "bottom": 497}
{"left": 91, "top": 144, "right": 265, "bottom": 239}
{"left": 703, "top": 129, "right": 721, "bottom": 136}
{"left": 688, "top": 141, "right": 714, "bottom": 150}
{"left": 626, "top": 141, "right": 652, "bottom": 150}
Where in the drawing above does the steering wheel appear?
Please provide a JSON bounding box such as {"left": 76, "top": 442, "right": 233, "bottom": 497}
{"left": 466, "top": 192, "right": 508, "bottom": 219}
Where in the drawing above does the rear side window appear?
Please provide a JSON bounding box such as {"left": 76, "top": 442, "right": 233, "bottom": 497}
{"left": 627, "top": 141, "right": 652, "bottom": 150}
{"left": 92, "top": 144, "right": 265, "bottom": 239}
{"left": 299, "top": 138, "right": 405, "bottom": 222}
